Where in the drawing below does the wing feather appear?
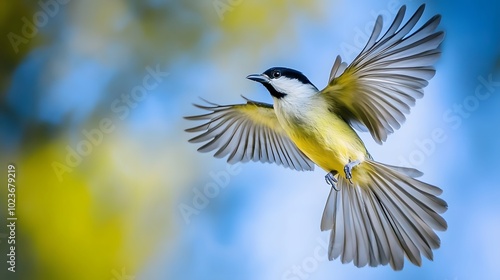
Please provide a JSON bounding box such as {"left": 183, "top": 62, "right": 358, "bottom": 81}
{"left": 185, "top": 98, "right": 315, "bottom": 171}
{"left": 323, "top": 4, "right": 443, "bottom": 143}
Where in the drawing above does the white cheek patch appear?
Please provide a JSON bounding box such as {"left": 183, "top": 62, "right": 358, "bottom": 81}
{"left": 271, "top": 77, "right": 318, "bottom": 98}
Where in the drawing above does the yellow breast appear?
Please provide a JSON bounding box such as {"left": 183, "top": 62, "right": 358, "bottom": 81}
{"left": 277, "top": 104, "right": 368, "bottom": 174}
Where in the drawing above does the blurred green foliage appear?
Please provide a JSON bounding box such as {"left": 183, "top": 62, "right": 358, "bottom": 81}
{"left": 0, "top": 2, "right": 36, "bottom": 96}
{"left": 0, "top": 1, "right": 322, "bottom": 279}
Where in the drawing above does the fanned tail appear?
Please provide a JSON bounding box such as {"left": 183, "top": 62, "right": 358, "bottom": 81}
{"left": 320, "top": 160, "right": 447, "bottom": 270}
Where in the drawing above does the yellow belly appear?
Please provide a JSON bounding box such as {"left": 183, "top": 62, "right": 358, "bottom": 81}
{"left": 280, "top": 109, "right": 368, "bottom": 175}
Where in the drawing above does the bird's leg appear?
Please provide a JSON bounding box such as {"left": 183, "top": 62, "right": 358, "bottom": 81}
{"left": 344, "top": 159, "right": 360, "bottom": 184}
{"left": 325, "top": 170, "right": 339, "bottom": 191}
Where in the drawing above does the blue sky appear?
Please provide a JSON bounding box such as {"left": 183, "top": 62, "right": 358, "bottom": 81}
{"left": 2, "top": 0, "right": 500, "bottom": 279}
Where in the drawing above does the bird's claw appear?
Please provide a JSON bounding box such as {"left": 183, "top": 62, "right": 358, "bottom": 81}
{"left": 325, "top": 170, "right": 339, "bottom": 191}
{"left": 344, "top": 159, "right": 360, "bottom": 185}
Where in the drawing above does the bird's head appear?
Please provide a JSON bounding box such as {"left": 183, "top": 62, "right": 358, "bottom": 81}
{"left": 246, "top": 67, "right": 318, "bottom": 100}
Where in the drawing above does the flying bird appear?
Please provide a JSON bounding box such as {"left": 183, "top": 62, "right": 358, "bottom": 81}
{"left": 185, "top": 4, "right": 447, "bottom": 270}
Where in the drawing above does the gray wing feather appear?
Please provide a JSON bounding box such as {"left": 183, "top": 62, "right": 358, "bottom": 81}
{"left": 325, "top": 4, "right": 444, "bottom": 144}
{"left": 185, "top": 99, "right": 315, "bottom": 171}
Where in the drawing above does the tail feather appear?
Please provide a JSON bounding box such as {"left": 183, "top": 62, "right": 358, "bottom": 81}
{"left": 321, "top": 160, "right": 448, "bottom": 270}
{"left": 380, "top": 163, "right": 423, "bottom": 178}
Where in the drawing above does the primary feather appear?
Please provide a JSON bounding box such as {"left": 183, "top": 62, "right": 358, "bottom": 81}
{"left": 185, "top": 98, "right": 315, "bottom": 171}
{"left": 323, "top": 4, "right": 444, "bottom": 144}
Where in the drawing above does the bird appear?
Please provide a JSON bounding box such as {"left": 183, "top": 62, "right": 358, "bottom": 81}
{"left": 185, "top": 4, "right": 447, "bottom": 270}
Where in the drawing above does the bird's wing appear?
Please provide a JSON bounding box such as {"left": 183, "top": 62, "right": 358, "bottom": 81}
{"left": 322, "top": 4, "right": 444, "bottom": 144}
{"left": 185, "top": 98, "right": 315, "bottom": 171}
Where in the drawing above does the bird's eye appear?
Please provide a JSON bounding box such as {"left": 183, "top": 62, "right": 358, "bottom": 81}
{"left": 272, "top": 70, "right": 281, "bottom": 78}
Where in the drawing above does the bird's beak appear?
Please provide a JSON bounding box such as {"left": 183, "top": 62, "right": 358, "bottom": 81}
{"left": 246, "top": 74, "right": 270, "bottom": 84}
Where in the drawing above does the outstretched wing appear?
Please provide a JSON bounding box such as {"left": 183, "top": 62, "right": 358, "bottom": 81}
{"left": 185, "top": 98, "right": 315, "bottom": 171}
{"left": 322, "top": 4, "right": 444, "bottom": 144}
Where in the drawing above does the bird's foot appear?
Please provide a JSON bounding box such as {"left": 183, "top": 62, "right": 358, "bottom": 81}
{"left": 325, "top": 170, "right": 339, "bottom": 191}
{"left": 344, "top": 159, "right": 360, "bottom": 184}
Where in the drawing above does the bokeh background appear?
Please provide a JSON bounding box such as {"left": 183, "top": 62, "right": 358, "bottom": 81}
{"left": 0, "top": 0, "right": 499, "bottom": 279}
